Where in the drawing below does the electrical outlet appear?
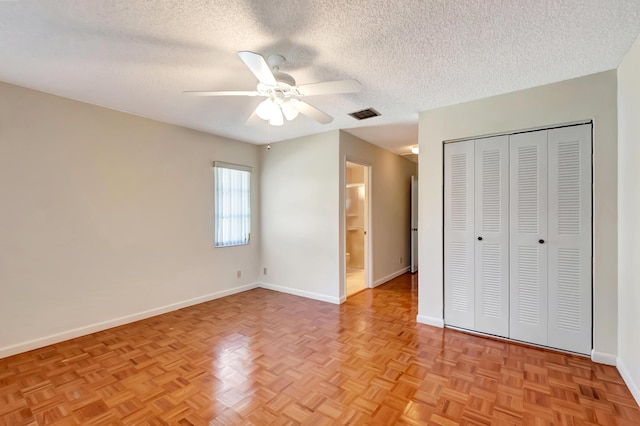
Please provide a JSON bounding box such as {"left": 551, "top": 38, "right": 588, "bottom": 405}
{"left": 236, "top": 270, "right": 241, "bottom": 278}
{"left": 400, "top": 257, "right": 403, "bottom": 264}
{"left": 263, "top": 267, "right": 267, "bottom": 275}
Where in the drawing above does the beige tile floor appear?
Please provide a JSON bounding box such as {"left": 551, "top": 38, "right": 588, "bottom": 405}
{"left": 346, "top": 267, "right": 366, "bottom": 296}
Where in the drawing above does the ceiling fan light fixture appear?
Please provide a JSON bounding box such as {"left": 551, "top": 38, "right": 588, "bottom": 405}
{"left": 281, "top": 101, "right": 299, "bottom": 121}
{"left": 269, "top": 106, "right": 284, "bottom": 126}
{"left": 256, "top": 98, "right": 275, "bottom": 120}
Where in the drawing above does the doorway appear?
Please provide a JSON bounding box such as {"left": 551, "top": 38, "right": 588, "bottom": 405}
{"left": 345, "top": 161, "right": 370, "bottom": 297}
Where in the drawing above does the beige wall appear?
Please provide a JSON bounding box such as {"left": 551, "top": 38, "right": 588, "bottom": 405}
{"left": 259, "top": 131, "right": 416, "bottom": 303}
{"left": 0, "top": 82, "right": 261, "bottom": 358}
{"left": 0, "top": 83, "right": 416, "bottom": 357}
{"left": 418, "top": 71, "right": 619, "bottom": 361}
{"left": 346, "top": 164, "right": 365, "bottom": 183}
{"left": 617, "top": 34, "right": 640, "bottom": 402}
{"left": 259, "top": 131, "right": 342, "bottom": 303}
{"left": 340, "top": 131, "right": 417, "bottom": 297}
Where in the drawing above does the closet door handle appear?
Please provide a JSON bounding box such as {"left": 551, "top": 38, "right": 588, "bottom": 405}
{"left": 539, "top": 239, "right": 545, "bottom": 244}
{"left": 477, "top": 237, "right": 483, "bottom": 241}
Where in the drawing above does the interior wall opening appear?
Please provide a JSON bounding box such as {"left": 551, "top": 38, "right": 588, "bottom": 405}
{"left": 345, "top": 161, "right": 370, "bottom": 297}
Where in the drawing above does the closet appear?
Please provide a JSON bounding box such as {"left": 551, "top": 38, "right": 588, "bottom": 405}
{"left": 444, "top": 123, "right": 592, "bottom": 355}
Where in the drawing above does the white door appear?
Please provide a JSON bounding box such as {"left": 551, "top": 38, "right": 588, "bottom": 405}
{"left": 547, "top": 124, "right": 592, "bottom": 354}
{"left": 509, "top": 130, "right": 549, "bottom": 346}
{"left": 411, "top": 175, "right": 418, "bottom": 273}
{"left": 444, "top": 140, "right": 475, "bottom": 329}
{"left": 474, "top": 136, "right": 510, "bottom": 337}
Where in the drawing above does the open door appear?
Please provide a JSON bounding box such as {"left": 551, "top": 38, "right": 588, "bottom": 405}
{"left": 345, "top": 161, "right": 371, "bottom": 297}
{"left": 411, "top": 175, "right": 418, "bottom": 273}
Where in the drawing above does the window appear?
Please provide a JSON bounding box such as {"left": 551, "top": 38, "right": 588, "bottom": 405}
{"left": 213, "top": 161, "right": 251, "bottom": 247}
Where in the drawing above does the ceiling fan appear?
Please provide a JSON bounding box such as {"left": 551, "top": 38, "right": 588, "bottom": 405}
{"left": 184, "top": 51, "right": 362, "bottom": 126}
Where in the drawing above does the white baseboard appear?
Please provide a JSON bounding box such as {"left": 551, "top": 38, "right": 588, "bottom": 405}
{"left": 618, "top": 356, "right": 640, "bottom": 406}
{"left": 0, "top": 283, "right": 258, "bottom": 360}
{"left": 591, "top": 349, "right": 618, "bottom": 366}
{"left": 258, "top": 282, "right": 341, "bottom": 304}
{"left": 373, "top": 267, "right": 410, "bottom": 288}
{"left": 416, "top": 314, "right": 444, "bottom": 328}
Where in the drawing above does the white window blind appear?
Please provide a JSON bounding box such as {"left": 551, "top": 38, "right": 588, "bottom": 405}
{"left": 213, "top": 162, "right": 251, "bottom": 247}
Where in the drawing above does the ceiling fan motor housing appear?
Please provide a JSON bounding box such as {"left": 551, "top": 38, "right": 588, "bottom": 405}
{"left": 273, "top": 71, "right": 296, "bottom": 88}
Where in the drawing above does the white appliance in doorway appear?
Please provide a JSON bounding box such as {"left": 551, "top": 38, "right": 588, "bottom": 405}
{"left": 411, "top": 175, "right": 418, "bottom": 273}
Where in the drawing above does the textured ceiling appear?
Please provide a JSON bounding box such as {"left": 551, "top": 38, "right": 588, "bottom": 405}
{"left": 1, "top": 1, "right": 639, "bottom": 155}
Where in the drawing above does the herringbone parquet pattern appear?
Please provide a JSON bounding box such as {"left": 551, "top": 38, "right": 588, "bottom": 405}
{"left": 1, "top": 273, "right": 639, "bottom": 425}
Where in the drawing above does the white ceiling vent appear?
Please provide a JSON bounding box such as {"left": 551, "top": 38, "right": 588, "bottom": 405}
{"left": 349, "top": 108, "right": 381, "bottom": 120}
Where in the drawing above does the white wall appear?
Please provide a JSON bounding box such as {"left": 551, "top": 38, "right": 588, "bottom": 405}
{"left": 0, "top": 82, "right": 261, "bottom": 358}
{"left": 259, "top": 132, "right": 341, "bottom": 303}
{"left": 418, "top": 71, "right": 619, "bottom": 362}
{"left": 339, "top": 131, "right": 417, "bottom": 297}
{"left": 617, "top": 34, "right": 640, "bottom": 403}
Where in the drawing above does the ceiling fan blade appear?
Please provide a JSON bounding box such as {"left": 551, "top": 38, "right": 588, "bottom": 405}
{"left": 238, "top": 51, "right": 277, "bottom": 86}
{"left": 296, "top": 79, "right": 361, "bottom": 96}
{"left": 182, "top": 90, "right": 261, "bottom": 97}
{"left": 292, "top": 100, "right": 333, "bottom": 124}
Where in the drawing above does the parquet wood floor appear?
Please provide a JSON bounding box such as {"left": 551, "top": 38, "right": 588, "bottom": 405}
{"left": 1, "top": 273, "right": 639, "bottom": 425}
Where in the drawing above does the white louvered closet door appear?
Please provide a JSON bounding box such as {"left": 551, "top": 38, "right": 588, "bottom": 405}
{"left": 444, "top": 140, "right": 475, "bottom": 329}
{"left": 547, "top": 124, "right": 592, "bottom": 354}
{"left": 509, "top": 130, "right": 549, "bottom": 347}
{"left": 474, "top": 136, "right": 510, "bottom": 337}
